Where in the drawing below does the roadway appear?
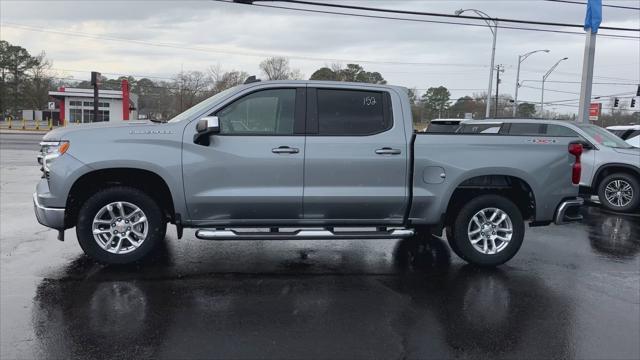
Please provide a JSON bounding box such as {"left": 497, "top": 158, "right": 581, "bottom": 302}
{"left": 1, "top": 132, "right": 638, "bottom": 359}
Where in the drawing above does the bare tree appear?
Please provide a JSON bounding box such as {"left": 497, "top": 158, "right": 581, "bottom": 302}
{"left": 24, "top": 51, "right": 54, "bottom": 109}
{"left": 209, "top": 64, "right": 249, "bottom": 92}
{"left": 173, "top": 70, "right": 212, "bottom": 112}
{"left": 259, "top": 56, "right": 302, "bottom": 80}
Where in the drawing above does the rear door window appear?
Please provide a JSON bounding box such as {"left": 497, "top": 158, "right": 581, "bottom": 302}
{"left": 623, "top": 130, "right": 640, "bottom": 140}
{"left": 316, "top": 89, "right": 391, "bottom": 136}
{"left": 608, "top": 129, "right": 627, "bottom": 138}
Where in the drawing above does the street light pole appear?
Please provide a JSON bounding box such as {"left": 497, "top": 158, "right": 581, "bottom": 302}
{"left": 540, "top": 57, "right": 568, "bottom": 118}
{"left": 495, "top": 64, "right": 504, "bottom": 118}
{"left": 513, "top": 49, "right": 549, "bottom": 117}
{"left": 455, "top": 9, "right": 497, "bottom": 119}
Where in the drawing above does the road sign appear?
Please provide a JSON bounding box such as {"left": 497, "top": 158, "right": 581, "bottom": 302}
{"left": 47, "top": 102, "right": 55, "bottom": 110}
{"left": 589, "top": 103, "right": 601, "bottom": 121}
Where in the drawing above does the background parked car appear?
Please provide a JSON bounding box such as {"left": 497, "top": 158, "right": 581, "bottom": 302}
{"left": 424, "top": 119, "right": 464, "bottom": 133}
{"left": 457, "top": 121, "right": 502, "bottom": 134}
{"left": 606, "top": 125, "right": 640, "bottom": 148}
{"left": 460, "top": 119, "right": 640, "bottom": 213}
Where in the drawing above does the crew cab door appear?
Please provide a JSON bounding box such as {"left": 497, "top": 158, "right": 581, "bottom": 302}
{"left": 182, "top": 87, "right": 306, "bottom": 224}
{"left": 303, "top": 87, "right": 408, "bottom": 224}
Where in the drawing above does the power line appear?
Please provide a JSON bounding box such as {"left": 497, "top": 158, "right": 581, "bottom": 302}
{"left": 1, "top": 22, "right": 496, "bottom": 68}
{"left": 215, "top": 1, "right": 640, "bottom": 40}
{"left": 544, "top": 0, "right": 640, "bottom": 11}
{"left": 521, "top": 84, "right": 582, "bottom": 95}
{"left": 520, "top": 79, "right": 639, "bottom": 86}
{"left": 268, "top": 0, "right": 640, "bottom": 32}
{"left": 518, "top": 69, "right": 639, "bottom": 82}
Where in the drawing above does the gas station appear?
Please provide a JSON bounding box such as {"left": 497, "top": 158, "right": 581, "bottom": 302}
{"left": 48, "top": 79, "right": 137, "bottom": 125}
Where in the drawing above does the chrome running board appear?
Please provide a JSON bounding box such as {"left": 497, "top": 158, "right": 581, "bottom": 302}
{"left": 195, "top": 228, "right": 415, "bottom": 241}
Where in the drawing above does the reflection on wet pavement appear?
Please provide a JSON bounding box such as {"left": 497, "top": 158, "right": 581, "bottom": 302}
{"left": 584, "top": 207, "right": 640, "bottom": 260}
{"left": 26, "top": 231, "right": 631, "bottom": 360}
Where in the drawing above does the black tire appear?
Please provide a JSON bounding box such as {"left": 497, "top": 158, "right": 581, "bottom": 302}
{"left": 76, "top": 186, "right": 166, "bottom": 264}
{"left": 597, "top": 173, "right": 640, "bottom": 213}
{"left": 449, "top": 195, "right": 525, "bottom": 267}
{"left": 445, "top": 226, "right": 468, "bottom": 262}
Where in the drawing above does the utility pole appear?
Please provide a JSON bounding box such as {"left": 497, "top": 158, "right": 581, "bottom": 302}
{"left": 494, "top": 65, "right": 504, "bottom": 118}
{"left": 91, "top": 71, "right": 100, "bottom": 123}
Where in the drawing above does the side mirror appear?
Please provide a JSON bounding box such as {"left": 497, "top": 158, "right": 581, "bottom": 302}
{"left": 193, "top": 116, "right": 220, "bottom": 145}
{"left": 576, "top": 140, "right": 594, "bottom": 150}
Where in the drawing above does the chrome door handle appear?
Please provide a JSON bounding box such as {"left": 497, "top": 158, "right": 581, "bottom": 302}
{"left": 272, "top": 146, "right": 299, "bottom": 154}
{"left": 375, "top": 147, "right": 401, "bottom": 155}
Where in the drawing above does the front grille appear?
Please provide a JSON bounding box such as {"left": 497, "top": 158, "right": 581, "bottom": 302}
{"left": 38, "top": 147, "right": 47, "bottom": 179}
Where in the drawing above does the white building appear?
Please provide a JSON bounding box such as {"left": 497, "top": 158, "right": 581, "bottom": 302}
{"left": 48, "top": 80, "right": 137, "bottom": 124}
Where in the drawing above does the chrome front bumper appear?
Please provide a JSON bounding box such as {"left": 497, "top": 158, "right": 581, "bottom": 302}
{"left": 33, "top": 192, "right": 66, "bottom": 230}
{"left": 554, "top": 197, "right": 584, "bottom": 225}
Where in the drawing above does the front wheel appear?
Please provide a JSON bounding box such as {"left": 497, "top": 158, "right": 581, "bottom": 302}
{"left": 76, "top": 186, "right": 166, "bottom": 264}
{"left": 448, "top": 195, "right": 525, "bottom": 267}
{"left": 597, "top": 173, "right": 640, "bottom": 213}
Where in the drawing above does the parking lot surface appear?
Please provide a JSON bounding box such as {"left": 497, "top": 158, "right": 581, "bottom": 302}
{"left": 1, "top": 132, "right": 639, "bottom": 359}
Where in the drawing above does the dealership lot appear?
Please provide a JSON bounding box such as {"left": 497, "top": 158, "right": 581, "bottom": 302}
{"left": 1, "top": 132, "right": 639, "bottom": 359}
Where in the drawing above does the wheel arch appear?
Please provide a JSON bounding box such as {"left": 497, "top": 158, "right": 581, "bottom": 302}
{"left": 65, "top": 168, "right": 176, "bottom": 228}
{"left": 444, "top": 174, "right": 536, "bottom": 225}
{"left": 592, "top": 163, "right": 640, "bottom": 191}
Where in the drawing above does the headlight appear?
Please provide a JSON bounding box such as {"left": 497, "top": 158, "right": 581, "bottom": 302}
{"left": 38, "top": 141, "right": 70, "bottom": 175}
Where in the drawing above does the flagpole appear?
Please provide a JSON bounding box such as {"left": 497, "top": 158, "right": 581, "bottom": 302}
{"left": 578, "top": 31, "right": 597, "bottom": 123}
{"left": 578, "top": 0, "right": 601, "bottom": 123}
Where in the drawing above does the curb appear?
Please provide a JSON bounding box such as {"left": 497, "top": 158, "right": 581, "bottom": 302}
{"left": 0, "top": 129, "right": 50, "bottom": 135}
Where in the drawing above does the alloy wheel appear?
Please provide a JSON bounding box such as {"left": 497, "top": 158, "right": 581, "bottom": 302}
{"left": 604, "top": 179, "right": 634, "bottom": 208}
{"left": 467, "top": 207, "right": 513, "bottom": 255}
{"left": 92, "top": 201, "right": 148, "bottom": 254}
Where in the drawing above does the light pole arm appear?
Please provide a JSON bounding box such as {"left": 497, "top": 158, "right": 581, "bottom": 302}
{"left": 457, "top": 8, "right": 497, "bottom": 32}
{"left": 513, "top": 49, "right": 548, "bottom": 117}
{"left": 520, "top": 49, "right": 550, "bottom": 63}
{"left": 455, "top": 8, "right": 498, "bottom": 119}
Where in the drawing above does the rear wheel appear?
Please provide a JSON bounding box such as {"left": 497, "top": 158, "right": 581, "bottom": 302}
{"left": 76, "top": 187, "right": 166, "bottom": 264}
{"left": 448, "top": 195, "right": 525, "bottom": 267}
{"left": 597, "top": 173, "right": 639, "bottom": 213}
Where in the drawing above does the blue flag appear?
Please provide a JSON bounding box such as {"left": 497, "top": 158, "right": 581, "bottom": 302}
{"left": 584, "top": 0, "right": 602, "bottom": 33}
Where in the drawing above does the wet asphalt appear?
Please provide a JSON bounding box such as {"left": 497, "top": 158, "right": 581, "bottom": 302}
{"left": 1, "top": 132, "right": 639, "bottom": 360}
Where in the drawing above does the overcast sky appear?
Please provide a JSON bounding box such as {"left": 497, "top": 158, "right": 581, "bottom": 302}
{"left": 1, "top": 0, "right": 639, "bottom": 115}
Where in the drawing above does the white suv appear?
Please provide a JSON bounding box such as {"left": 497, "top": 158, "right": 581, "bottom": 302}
{"left": 606, "top": 125, "right": 640, "bottom": 148}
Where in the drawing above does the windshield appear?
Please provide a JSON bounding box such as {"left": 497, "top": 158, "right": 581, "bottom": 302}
{"left": 168, "top": 87, "right": 238, "bottom": 123}
{"left": 579, "top": 124, "right": 634, "bottom": 149}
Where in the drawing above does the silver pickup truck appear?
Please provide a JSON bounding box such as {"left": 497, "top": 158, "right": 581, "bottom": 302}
{"left": 34, "top": 80, "right": 584, "bottom": 266}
